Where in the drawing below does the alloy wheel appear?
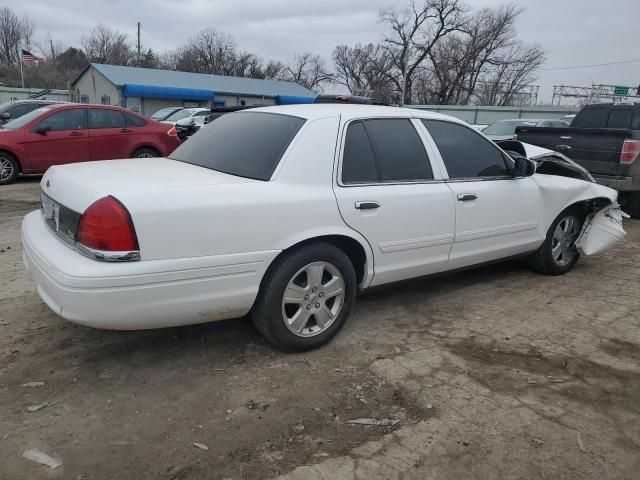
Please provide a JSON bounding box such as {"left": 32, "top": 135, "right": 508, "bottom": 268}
{"left": 281, "top": 261, "right": 345, "bottom": 337}
{"left": 0, "top": 157, "right": 14, "bottom": 182}
{"left": 551, "top": 215, "right": 581, "bottom": 266}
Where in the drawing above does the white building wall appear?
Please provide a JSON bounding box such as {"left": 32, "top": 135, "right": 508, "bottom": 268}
{"left": 73, "top": 66, "right": 121, "bottom": 105}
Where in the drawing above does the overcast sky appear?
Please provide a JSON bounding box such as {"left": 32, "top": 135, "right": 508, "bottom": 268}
{"left": 6, "top": 0, "right": 640, "bottom": 103}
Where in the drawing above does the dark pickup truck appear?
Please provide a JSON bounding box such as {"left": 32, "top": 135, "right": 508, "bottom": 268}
{"left": 515, "top": 103, "right": 640, "bottom": 218}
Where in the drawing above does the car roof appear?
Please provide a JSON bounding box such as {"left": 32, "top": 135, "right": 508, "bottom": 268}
{"left": 239, "top": 104, "right": 465, "bottom": 123}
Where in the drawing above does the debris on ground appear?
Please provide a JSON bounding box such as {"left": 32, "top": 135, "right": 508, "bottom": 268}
{"left": 193, "top": 442, "right": 209, "bottom": 451}
{"left": 426, "top": 404, "right": 433, "bottom": 409}
{"left": 27, "top": 402, "right": 52, "bottom": 412}
{"left": 576, "top": 432, "right": 586, "bottom": 452}
{"left": 346, "top": 417, "right": 399, "bottom": 427}
{"left": 22, "top": 448, "right": 62, "bottom": 469}
{"left": 531, "top": 437, "right": 545, "bottom": 446}
{"left": 21, "top": 381, "right": 45, "bottom": 387}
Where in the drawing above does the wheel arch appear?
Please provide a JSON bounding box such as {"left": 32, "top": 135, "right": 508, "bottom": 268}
{"left": 131, "top": 144, "right": 161, "bottom": 157}
{"left": 271, "top": 232, "right": 374, "bottom": 289}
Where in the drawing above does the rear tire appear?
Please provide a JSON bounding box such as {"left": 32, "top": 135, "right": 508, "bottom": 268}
{"left": 132, "top": 147, "right": 159, "bottom": 158}
{"left": 528, "top": 207, "right": 584, "bottom": 275}
{"left": 0, "top": 152, "right": 19, "bottom": 186}
{"left": 624, "top": 192, "right": 640, "bottom": 219}
{"left": 251, "top": 243, "right": 357, "bottom": 352}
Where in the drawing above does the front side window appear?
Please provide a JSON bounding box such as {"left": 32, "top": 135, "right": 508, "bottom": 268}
{"left": 88, "top": 109, "right": 126, "bottom": 129}
{"left": 423, "top": 120, "right": 510, "bottom": 179}
{"left": 34, "top": 109, "right": 86, "bottom": 132}
{"left": 170, "top": 112, "right": 305, "bottom": 181}
{"left": 341, "top": 119, "right": 432, "bottom": 184}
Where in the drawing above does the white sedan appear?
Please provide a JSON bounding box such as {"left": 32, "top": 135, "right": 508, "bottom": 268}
{"left": 22, "top": 105, "right": 626, "bottom": 351}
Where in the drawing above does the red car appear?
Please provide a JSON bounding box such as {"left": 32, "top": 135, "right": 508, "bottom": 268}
{"left": 0, "top": 104, "right": 181, "bottom": 185}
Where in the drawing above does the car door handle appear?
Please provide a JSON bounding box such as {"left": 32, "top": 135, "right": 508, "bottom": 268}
{"left": 355, "top": 201, "right": 381, "bottom": 210}
{"left": 120, "top": 128, "right": 132, "bottom": 133}
{"left": 560, "top": 136, "right": 572, "bottom": 140}
{"left": 556, "top": 144, "right": 571, "bottom": 150}
{"left": 457, "top": 194, "right": 477, "bottom": 202}
{"left": 69, "top": 131, "right": 83, "bottom": 137}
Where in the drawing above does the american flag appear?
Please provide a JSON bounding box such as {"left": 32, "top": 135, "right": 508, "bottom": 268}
{"left": 22, "top": 49, "right": 37, "bottom": 63}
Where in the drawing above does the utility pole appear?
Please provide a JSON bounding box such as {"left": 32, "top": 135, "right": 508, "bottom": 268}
{"left": 137, "top": 22, "right": 141, "bottom": 67}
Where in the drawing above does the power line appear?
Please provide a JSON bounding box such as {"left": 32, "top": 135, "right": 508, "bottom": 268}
{"left": 540, "top": 58, "right": 640, "bottom": 71}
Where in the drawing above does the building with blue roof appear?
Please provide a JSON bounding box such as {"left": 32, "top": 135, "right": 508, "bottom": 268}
{"left": 71, "top": 63, "right": 316, "bottom": 115}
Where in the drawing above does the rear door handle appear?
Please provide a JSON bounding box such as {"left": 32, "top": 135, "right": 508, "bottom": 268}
{"left": 355, "top": 201, "right": 381, "bottom": 210}
{"left": 457, "top": 193, "right": 477, "bottom": 202}
{"left": 69, "top": 131, "right": 83, "bottom": 137}
{"left": 560, "top": 136, "right": 572, "bottom": 140}
{"left": 120, "top": 128, "right": 132, "bottom": 133}
{"left": 556, "top": 144, "right": 571, "bottom": 150}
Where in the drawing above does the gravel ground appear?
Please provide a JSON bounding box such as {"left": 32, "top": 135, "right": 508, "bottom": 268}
{"left": 1, "top": 176, "right": 639, "bottom": 480}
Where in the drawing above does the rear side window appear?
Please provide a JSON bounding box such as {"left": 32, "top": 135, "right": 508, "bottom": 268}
{"left": 169, "top": 112, "right": 305, "bottom": 181}
{"left": 423, "top": 120, "right": 509, "bottom": 178}
{"left": 6, "top": 103, "right": 39, "bottom": 119}
{"left": 124, "top": 112, "right": 147, "bottom": 127}
{"left": 88, "top": 109, "right": 126, "bottom": 129}
{"left": 572, "top": 108, "right": 609, "bottom": 128}
{"left": 607, "top": 109, "right": 632, "bottom": 129}
{"left": 34, "top": 109, "right": 86, "bottom": 132}
{"left": 342, "top": 119, "right": 432, "bottom": 184}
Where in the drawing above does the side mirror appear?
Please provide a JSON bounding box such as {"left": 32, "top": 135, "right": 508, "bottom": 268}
{"left": 512, "top": 156, "right": 536, "bottom": 178}
{"left": 33, "top": 125, "right": 52, "bottom": 135}
{"left": 0, "top": 112, "right": 10, "bottom": 121}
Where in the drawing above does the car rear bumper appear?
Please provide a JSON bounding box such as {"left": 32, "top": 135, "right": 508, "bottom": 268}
{"left": 592, "top": 175, "right": 640, "bottom": 191}
{"left": 21, "top": 211, "right": 279, "bottom": 330}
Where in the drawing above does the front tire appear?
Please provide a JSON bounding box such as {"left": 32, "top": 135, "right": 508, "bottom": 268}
{"left": 252, "top": 243, "right": 357, "bottom": 352}
{"left": 528, "top": 207, "right": 584, "bottom": 275}
{"left": 0, "top": 152, "right": 19, "bottom": 185}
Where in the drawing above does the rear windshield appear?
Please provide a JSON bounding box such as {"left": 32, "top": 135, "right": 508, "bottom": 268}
{"left": 169, "top": 111, "right": 305, "bottom": 180}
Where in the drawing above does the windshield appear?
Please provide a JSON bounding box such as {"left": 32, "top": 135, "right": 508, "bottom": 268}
{"left": 2, "top": 107, "right": 54, "bottom": 130}
{"left": 169, "top": 111, "right": 305, "bottom": 180}
{"left": 165, "top": 109, "right": 199, "bottom": 122}
{"left": 483, "top": 120, "right": 538, "bottom": 136}
{"left": 150, "top": 107, "right": 181, "bottom": 120}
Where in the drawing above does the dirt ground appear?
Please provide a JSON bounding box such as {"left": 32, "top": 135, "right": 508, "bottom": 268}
{"left": 1, "top": 176, "right": 639, "bottom": 480}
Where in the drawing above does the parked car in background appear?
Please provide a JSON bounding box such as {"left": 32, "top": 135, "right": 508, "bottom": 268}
{"left": 161, "top": 107, "right": 210, "bottom": 126}
{"left": 22, "top": 105, "right": 624, "bottom": 351}
{"left": 470, "top": 124, "right": 489, "bottom": 131}
{"left": 483, "top": 118, "right": 569, "bottom": 140}
{"left": 149, "top": 106, "right": 184, "bottom": 122}
{"left": 561, "top": 114, "right": 576, "bottom": 125}
{"left": 515, "top": 102, "right": 640, "bottom": 218}
{"left": 0, "top": 104, "right": 180, "bottom": 185}
{"left": 0, "top": 99, "right": 68, "bottom": 124}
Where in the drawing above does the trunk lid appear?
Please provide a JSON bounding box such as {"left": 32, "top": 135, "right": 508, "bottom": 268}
{"left": 41, "top": 158, "right": 257, "bottom": 213}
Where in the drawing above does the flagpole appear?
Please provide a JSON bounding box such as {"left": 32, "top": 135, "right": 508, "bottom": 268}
{"left": 19, "top": 48, "right": 24, "bottom": 89}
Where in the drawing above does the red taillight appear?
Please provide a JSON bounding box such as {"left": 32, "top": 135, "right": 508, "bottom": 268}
{"left": 620, "top": 139, "right": 640, "bottom": 164}
{"left": 76, "top": 196, "right": 139, "bottom": 252}
{"left": 167, "top": 126, "right": 177, "bottom": 137}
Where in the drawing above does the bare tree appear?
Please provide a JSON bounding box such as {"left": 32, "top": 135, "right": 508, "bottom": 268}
{"left": 81, "top": 24, "right": 131, "bottom": 65}
{"left": 423, "top": 4, "right": 523, "bottom": 104}
{"left": 281, "top": 52, "right": 334, "bottom": 92}
{"left": 474, "top": 42, "right": 545, "bottom": 106}
{"left": 0, "top": 6, "right": 34, "bottom": 67}
{"left": 333, "top": 43, "right": 397, "bottom": 103}
{"left": 379, "top": 0, "right": 465, "bottom": 105}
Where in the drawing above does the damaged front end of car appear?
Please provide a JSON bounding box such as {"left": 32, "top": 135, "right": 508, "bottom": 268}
{"left": 497, "top": 140, "right": 629, "bottom": 256}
